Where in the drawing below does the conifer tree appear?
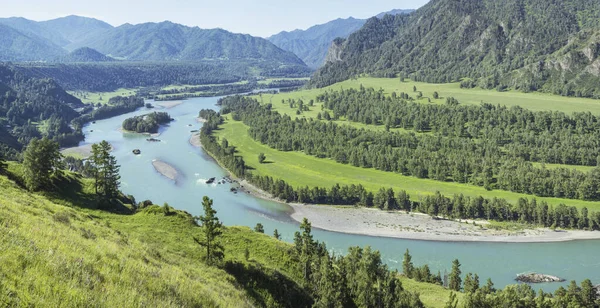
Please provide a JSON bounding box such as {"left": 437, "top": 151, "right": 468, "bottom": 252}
{"left": 402, "top": 249, "right": 414, "bottom": 278}
{"left": 448, "top": 259, "right": 462, "bottom": 291}
{"left": 90, "top": 141, "right": 120, "bottom": 201}
{"left": 22, "top": 138, "right": 62, "bottom": 191}
{"left": 194, "top": 196, "right": 224, "bottom": 265}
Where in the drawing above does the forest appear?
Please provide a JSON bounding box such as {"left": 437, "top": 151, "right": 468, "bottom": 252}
{"left": 122, "top": 111, "right": 173, "bottom": 134}
{"left": 215, "top": 94, "right": 600, "bottom": 202}
{"left": 12, "top": 61, "right": 312, "bottom": 92}
{"left": 199, "top": 107, "right": 600, "bottom": 231}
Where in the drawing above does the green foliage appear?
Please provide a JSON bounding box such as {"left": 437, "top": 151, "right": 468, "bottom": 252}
{"left": 122, "top": 112, "right": 173, "bottom": 134}
{"left": 273, "top": 229, "right": 281, "bottom": 240}
{"left": 448, "top": 259, "right": 462, "bottom": 291}
{"left": 194, "top": 196, "right": 224, "bottom": 265}
{"left": 310, "top": 0, "right": 600, "bottom": 99}
{"left": 0, "top": 65, "right": 84, "bottom": 151}
{"left": 444, "top": 292, "right": 458, "bottom": 308}
{"left": 258, "top": 153, "right": 266, "bottom": 164}
{"left": 90, "top": 141, "right": 120, "bottom": 202}
{"left": 204, "top": 95, "right": 600, "bottom": 230}
{"left": 22, "top": 138, "right": 62, "bottom": 191}
{"left": 254, "top": 223, "right": 264, "bottom": 233}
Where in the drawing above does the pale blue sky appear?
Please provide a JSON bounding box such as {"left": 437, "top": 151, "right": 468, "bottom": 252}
{"left": 0, "top": 0, "right": 429, "bottom": 37}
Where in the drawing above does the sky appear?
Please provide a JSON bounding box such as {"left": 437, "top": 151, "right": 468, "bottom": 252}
{"left": 0, "top": 0, "right": 429, "bottom": 37}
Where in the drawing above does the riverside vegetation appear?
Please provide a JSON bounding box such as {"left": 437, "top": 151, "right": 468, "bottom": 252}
{"left": 1, "top": 142, "right": 599, "bottom": 307}
{"left": 198, "top": 94, "right": 600, "bottom": 231}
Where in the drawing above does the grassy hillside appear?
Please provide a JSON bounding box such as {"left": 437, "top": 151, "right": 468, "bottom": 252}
{"left": 0, "top": 163, "right": 457, "bottom": 307}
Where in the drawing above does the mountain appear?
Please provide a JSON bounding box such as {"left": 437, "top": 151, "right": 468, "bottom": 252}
{"left": 0, "top": 16, "right": 304, "bottom": 67}
{"left": 375, "top": 9, "right": 415, "bottom": 19}
{"left": 69, "top": 21, "right": 305, "bottom": 65}
{"left": 40, "top": 15, "right": 113, "bottom": 48}
{"left": 0, "top": 15, "right": 112, "bottom": 48}
{"left": 310, "top": 0, "right": 600, "bottom": 98}
{"left": 58, "top": 47, "right": 114, "bottom": 62}
{"left": 0, "top": 23, "right": 66, "bottom": 61}
{"left": 267, "top": 9, "right": 414, "bottom": 68}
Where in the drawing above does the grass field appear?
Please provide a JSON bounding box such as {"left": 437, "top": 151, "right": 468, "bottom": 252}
{"left": 400, "top": 277, "right": 462, "bottom": 308}
{"left": 255, "top": 77, "right": 600, "bottom": 115}
{"left": 214, "top": 118, "right": 600, "bottom": 212}
{"left": 69, "top": 88, "right": 137, "bottom": 105}
{"left": 0, "top": 163, "right": 455, "bottom": 307}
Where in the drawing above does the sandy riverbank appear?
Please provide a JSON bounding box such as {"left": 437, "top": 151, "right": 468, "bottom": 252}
{"left": 289, "top": 203, "right": 600, "bottom": 243}
{"left": 190, "top": 127, "right": 600, "bottom": 243}
{"left": 189, "top": 133, "right": 202, "bottom": 148}
{"left": 152, "top": 160, "right": 179, "bottom": 182}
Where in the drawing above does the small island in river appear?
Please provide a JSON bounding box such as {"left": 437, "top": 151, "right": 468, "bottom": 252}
{"left": 122, "top": 111, "right": 173, "bottom": 134}
{"left": 151, "top": 160, "right": 179, "bottom": 182}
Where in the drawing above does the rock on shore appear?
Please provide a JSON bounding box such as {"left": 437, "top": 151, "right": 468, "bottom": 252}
{"left": 515, "top": 273, "right": 565, "bottom": 283}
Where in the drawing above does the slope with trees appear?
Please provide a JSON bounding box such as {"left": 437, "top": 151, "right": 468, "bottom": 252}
{"left": 267, "top": 9, "right": 414, "bottom": 68}
{"left": 310, "top": 0, "right": 600, "bottom": 99}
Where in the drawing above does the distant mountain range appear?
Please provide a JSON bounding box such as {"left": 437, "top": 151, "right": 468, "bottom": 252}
{"left": 310, "top": 0, "right": 600, "bottom": 98}
{"left": 267, "top": 9, "right": 414, "bottom": 68}
{"left": 0, "top": 16, "right": 304, "bottom": 66}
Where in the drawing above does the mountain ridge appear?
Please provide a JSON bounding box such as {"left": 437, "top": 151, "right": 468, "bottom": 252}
{"left": 310, "top": 0, "right": 600, "bottom": 98}
{"left": 267, "top": 9, "right": 414, "bottom": 68}
{"left": 0, "top": 16, "right": 306, "bottom": 66}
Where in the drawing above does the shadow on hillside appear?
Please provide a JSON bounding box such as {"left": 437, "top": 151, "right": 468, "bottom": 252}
{"left": 44, "top": 173, "right": 132, "bottom": 214}
{"left": 224, "top": 261, "right": 313, "bottom": 308}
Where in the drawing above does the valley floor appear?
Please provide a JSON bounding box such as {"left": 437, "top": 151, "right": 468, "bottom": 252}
{"left": 191, "top": 131, "right": 600, "bottom": 243}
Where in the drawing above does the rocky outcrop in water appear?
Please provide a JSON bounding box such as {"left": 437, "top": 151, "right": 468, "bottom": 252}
{"left": 515, "top": 273, "right": 565, "bottom": 283}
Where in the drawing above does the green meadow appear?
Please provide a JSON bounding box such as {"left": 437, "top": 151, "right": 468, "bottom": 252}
{"left": 255, "top": 77, "right": 600, "bottom": 115}
{"left": 69, "top": 88, "right": 138, "bottom": 105}
{"left": 214, "top": 118, "right": 600, "bottom": 212}
{"left": 0, "top": 162, "right": 455, "bottom": 307}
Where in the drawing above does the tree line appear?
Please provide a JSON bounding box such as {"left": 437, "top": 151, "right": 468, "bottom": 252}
{"left": 217, "top": 95, "right": 600, "bottom": 201}
{"left": 199, "top": 108, "right": 600, "bottom": 230}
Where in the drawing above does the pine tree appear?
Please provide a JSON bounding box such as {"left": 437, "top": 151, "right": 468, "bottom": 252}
{"left": 273, "top": 229, "right": 281, "bottom": 240}
{"left": 90, "top": 141, "right": 120, "bottom": 201}
{"left": 402, "top": 249, "right": 414, "bottom": 278}
{"left": 22, "top": 138, "right": 62, "bottom": 191}
{"left": 194, "top": 196, "right": 224, "bottom": 265}
{"left": 448, "top": 259, "right": 462, "bottom": 291}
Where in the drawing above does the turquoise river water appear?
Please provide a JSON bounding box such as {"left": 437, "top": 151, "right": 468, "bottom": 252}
{"left": 78, "top": 96, "right": 600, "bottom": 292}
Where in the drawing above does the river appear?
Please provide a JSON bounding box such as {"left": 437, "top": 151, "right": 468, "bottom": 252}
{"left": 78, "top": 96, "right": 600, "bottom": 292}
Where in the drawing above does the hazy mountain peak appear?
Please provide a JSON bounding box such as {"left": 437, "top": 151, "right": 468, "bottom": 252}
{"left": 267, "top": 9, "right": 413, "bottom": 68}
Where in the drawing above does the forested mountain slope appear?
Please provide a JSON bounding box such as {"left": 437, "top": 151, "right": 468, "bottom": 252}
{"left": 268, "top": 9, "right": 414, "bottom": 68}
{"left": 0, "top": 23, "right": 66, "bottom": 61}
{"left": 0, "top": 65, "right": 84, "bottom": 156}
{"left": 58, "top": 47, "right": 115, "bottom": 63}
{"left": 69, "top": 21, "right": 305, "bottom": 65}
{"left": 310, "top": 0, "right": 600, "bottom": 98}
{"left": 0, "top": 15, "right": 112, "bottom": 48}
